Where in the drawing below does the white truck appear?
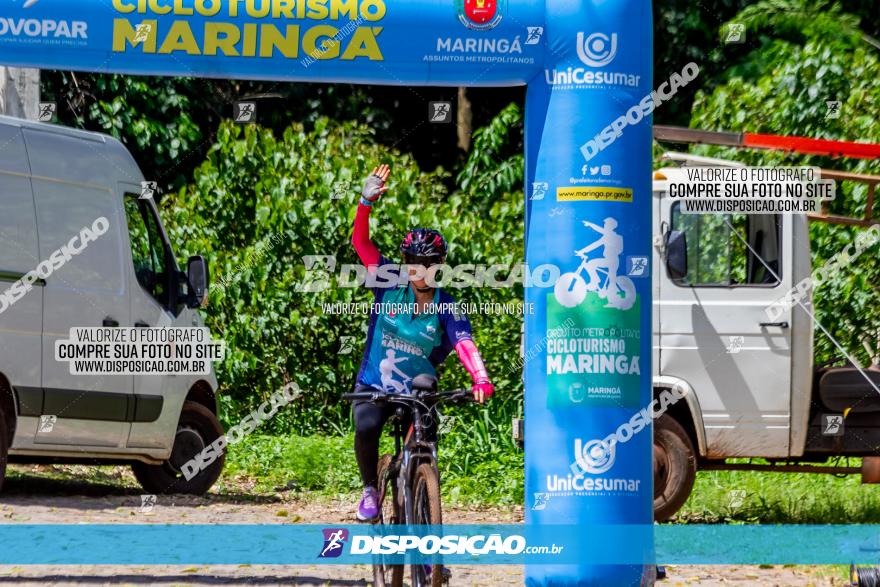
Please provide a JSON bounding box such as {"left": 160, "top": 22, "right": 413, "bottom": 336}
{"left": 650, "top": 152, "right": 880, "bottom": 520}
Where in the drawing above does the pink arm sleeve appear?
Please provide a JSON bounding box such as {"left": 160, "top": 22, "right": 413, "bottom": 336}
{"left": 351, "top": 203, "right": 381, "bottom": 267}
{"left": 455, "top": 339, "right": 490, "bottom": 382}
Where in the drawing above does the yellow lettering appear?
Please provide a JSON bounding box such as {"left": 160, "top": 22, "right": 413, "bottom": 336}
{"left": 259, "top": 24, "right": 299, "bottom": 58}
{"left": 229, "top": 0, "right": 242, "bottom": 16}
{"left": 306, "top": 0, "right": 329, "bottom": 19}
{"left": 147, "top": 0, "right": 172, "bottom": 15}
{"left": 242, "top": 23, "right": 257, "bottom": 56}
{"left": 330, "top": 0, "right": 357, "bottom": 19}
{"left": 272, "top": 0, "right": 294, "bottom": 18}
{"left": 112, "top": 0, "right": 137, "bottom": 13}
{"left": 360, "top": 0, "right": 385, "bottom": 21}
{"left": 158, "top": 20, "right": 201, "bottom": 54}
{"left": 173, "top": 0, "right": 194, "bottom": 14}
{"left": 204, "top": 22, "right": 240, "bottom": 55}
{"left": 246, "top": 0, "right": 270, "bottom": 17}
{"left": 303, "top": 25, "right": 339, "bottom": 59}
{"left": 112, "top": 19, "right": 157, "bottom": 52}
{"left": 341, "top": 26, "right": 382, "bottom": 60}
{"left": 195, "top": 0, "right": 222, "bottom": 16}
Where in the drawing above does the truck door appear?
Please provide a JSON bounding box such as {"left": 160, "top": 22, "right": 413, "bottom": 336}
{"left": 659, "top": 204, "right": 792, "bottom": 458}
{"left": 26, "top": 129, "right": 132, "bottom": 449}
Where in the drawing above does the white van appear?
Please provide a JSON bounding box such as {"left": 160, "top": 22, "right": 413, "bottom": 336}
{"left": 0, "top": 115, "right": 223, "bottom": 494}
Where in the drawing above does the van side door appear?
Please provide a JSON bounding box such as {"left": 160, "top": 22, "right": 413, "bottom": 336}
{"left": 0, "top": 122, "right": 42, "bottom": 443}
{"left": 24, "top": 129, "right": 133, "bottom": 449}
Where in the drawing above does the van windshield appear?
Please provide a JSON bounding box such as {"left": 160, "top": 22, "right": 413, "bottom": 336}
{"left": 125, "top": 196, "right": 170, "bottom": 307}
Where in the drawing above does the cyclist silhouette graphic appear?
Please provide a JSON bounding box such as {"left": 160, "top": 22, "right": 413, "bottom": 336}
{"left": 577, "top": 218, "right": 623, "bottom": 299}
{"left": 554, "top": 216, "right": 636, "bottom": 310}
{"left": 379, "top": 349, "right": 412, "bottom": 393}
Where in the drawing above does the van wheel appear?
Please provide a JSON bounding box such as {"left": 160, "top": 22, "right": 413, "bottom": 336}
{"left": 132, "top": 401, "right": 224, "bottom": 495}
{"left": 653, "top": 414, "right": 696, "bottom": 521}
{"left": 0, "top": 405, "right": 8, "bottom": 493}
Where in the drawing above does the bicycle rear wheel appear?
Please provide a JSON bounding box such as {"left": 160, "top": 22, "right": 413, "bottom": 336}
{"left": 374, "top": 454, "right": 403, "bottom": 587}
{"left": 410, "top": 463, "right": 444, "bottom": 587}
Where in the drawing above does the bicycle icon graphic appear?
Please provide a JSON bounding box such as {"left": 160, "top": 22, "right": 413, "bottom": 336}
{"left": 553, "top": 217, "right": 636, "bottom": 310}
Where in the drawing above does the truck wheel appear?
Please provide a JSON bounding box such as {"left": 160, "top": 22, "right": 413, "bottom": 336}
{"left": 0, "top": 405, "right": 7, "bottom": 493}
{"left": 132, "top": 401, "right": 224, "bottom": 495}
{"left": 653, "top": 414, "right": 696, "bottom": 521}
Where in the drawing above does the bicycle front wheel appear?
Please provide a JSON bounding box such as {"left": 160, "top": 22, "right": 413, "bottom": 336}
{"left": 374, "top": 454, "right": 403, "bottom": 587}
{"left": 410, "top": 463, "right": 444, "bottom": 587}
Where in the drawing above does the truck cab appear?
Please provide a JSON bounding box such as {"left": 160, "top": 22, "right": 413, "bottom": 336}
{"left": 651, "top": 152, "right": 880, "bottom": 520}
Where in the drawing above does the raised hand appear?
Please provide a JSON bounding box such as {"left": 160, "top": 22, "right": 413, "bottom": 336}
{"left": 361, "top": 163, "right": 391, "bottom": 203}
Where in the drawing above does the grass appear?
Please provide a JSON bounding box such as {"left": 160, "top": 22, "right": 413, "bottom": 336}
{"left": 675, "top": 460, "right": 880, "bottom": 524}
{"left": 224, "top": 431, "right": 524, "bottom": 505}
{"left": 227, "top": 435, "right": 880, "bottom": 526}
{"left": 225, "top": 401, "right": 525, "bottom": 505}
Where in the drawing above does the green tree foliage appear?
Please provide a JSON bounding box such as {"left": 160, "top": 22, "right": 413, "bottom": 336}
{"left": 161, "top": 108, "right": 526, "bottom": 440}
{"left": 688, "top": 0, "right": 880, "bottom": 363}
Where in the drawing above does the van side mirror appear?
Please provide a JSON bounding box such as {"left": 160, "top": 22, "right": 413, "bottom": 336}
{"left": 664, "top": 230, "right": 688, "bottom": 281}
{"left": 186, "top": 255, "right": 209, "bottom": 308}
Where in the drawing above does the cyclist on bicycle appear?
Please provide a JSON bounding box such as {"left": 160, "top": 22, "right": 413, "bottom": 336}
{"left": 350, "top": 163, "right": 495, "bottom": 522}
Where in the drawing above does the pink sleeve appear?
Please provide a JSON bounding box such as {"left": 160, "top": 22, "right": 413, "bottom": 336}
{"left": 351, "top": 203, "right": 381, "bottom": 267}
{"left": 455, "top": 338, "right": 490, "bottom": 382}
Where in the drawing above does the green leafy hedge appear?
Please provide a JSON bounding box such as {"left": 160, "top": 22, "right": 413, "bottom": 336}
{"left": 161, "top": 108, "right": 526, "bottom": 445}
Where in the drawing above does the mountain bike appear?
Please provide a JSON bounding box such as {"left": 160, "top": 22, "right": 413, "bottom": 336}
{"left": 343, "top": 376, "right": 472, "bottom": 587}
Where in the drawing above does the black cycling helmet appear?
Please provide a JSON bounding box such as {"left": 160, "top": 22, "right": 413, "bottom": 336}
{"left": 400, "top": 228, "right": 447, "bottom": 260}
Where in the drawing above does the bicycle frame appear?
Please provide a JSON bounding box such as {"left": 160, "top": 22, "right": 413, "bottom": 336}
{"left": 343, "top": 388, "right": 468, "bottom": 521}
{"left": 387, "top": 396, "right": 441, "bottom": 523}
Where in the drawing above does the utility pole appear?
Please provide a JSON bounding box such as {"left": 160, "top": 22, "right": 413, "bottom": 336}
{"left": 0, "top": 67, "right": 40, "bottom": 120}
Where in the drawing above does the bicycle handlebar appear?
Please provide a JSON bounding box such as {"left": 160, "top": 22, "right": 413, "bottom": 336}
{"left": 342, "top": 389, "right": 472, "bottom": 404}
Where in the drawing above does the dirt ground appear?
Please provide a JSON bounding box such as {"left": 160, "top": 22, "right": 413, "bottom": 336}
{"left": 0, "top": 465, "right": 849, "bottom": 586}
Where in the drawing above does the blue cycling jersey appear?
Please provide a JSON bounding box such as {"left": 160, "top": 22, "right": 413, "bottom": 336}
{"left": 356, "top": 256, "right": 472, "bottom": 393}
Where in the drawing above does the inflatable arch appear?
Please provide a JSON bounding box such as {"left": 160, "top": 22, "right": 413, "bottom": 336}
{"left": 0, "top": 0, "right": 654, "bottom": 583}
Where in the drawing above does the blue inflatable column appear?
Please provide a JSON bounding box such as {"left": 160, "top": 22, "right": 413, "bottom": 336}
{"left": 523, "top": 0, "right": 654, "bottom": 584}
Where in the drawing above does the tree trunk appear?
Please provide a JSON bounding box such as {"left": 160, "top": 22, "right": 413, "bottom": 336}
{"left": 0, "top": 67, "right": 40, "bottom": 119}
{"left": 456, "top": 86, "right": 472, "bottom": 152}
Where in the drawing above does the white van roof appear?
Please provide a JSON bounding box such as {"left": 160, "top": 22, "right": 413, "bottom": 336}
{"left": 0, "top": 115, "right": 143, "bottom": 185}
{"left": 0, "top": 113, "right": 105, "bottom": 143}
